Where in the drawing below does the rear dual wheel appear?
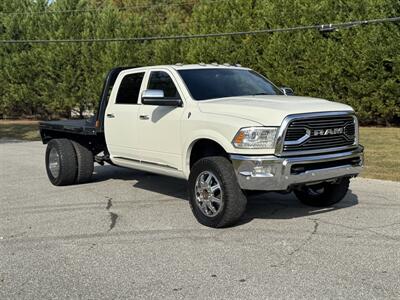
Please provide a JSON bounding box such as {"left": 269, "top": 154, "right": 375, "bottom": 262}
{"left": 71, "top": 141, "right": 94, "bottom": 184}
{"left": 45, "top": 139, "right": 93, "bottom": 186}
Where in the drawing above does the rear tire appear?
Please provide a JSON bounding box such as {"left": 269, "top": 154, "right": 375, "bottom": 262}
{"left": 45, "top": 139, "right": 77, "bottom": 186}
{"left": 71, "top": 141, "right": 94, "bottom": 184}
{"left": 188, "top": 156, "right": 247, "bottom": 228}
{"left": 294, "top": 178, "right": 350, "bottom": 207}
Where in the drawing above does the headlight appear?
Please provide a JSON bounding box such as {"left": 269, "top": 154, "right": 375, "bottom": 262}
{"left": 232, "top": 127, "right": 278, "bottom": 149}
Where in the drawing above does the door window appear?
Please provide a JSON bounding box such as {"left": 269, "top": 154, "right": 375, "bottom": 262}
{"left": 116, "top": 72, "right": 145, "bottom": 104}
{"left": 147, "top": 71, "right": 180, "bottom": 99}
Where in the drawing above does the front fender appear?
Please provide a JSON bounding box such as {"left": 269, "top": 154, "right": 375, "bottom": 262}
{"left": 181, "top": 113, "right": 262, "bottom": 178}
{"left": 182, "top": 130, "right": 233, "bottom": 178}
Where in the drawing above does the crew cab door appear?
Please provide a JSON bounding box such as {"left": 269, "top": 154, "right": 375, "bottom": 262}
{"left": 104, "top": 70, "right": 146, "bottom": 160}
{"left": 137, "top": 70, "right": 185, "bottom": 170}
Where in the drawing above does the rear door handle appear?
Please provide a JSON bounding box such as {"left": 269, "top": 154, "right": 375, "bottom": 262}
{"left": 139, "top": 115, "right": 149, "bottom": 120}
{"left": 106, "top": 113, "right": 115, "bottom": 118}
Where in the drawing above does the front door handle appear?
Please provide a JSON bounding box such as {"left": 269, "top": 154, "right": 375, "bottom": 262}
{"left": 106, "top": 113, "right": 115, "bottom": 118}
{"left": 139, "top": 115, "right": 149, "bottom": 120}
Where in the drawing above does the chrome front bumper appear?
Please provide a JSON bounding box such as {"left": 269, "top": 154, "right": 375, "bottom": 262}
{"left": 230, "top": 146, "right": 364, "bottom": 191}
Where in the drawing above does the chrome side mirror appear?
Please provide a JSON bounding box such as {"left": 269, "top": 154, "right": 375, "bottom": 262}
{"left": 281, "top": 87, "right": 294, "bottom": 96}
{"left": 141, "top": 89, "right": 182, "bottom": 106}
{"left": 142, "top": 89, "right": 164, "bottom": 99}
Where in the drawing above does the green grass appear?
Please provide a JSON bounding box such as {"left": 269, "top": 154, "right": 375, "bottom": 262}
{"left": 0, "top": 122, "right": 399, "bottom": 181}
{"left": 359, "top": 127, "right": 400, "bottom": 182}
{"left": 0, "top": 121, "right": 40, "bottom": 141}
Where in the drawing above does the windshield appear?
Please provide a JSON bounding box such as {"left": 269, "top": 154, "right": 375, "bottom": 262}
{"left": 178, "top": 68, "right": 283, "bottom": 101}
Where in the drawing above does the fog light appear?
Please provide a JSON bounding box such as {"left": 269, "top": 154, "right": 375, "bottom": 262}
{"left": 252, "top": 165, "right": 274, "bottom": 177}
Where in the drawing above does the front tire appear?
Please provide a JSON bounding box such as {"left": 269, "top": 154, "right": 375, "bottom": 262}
{"left": 45, "top": 139, "right": 77, "bottom": 186}
{"left": 188, "top": 156, "right": 247, "bottom": 228}
{"left": 294, "top": 177, "right": 350, "bottom": 207}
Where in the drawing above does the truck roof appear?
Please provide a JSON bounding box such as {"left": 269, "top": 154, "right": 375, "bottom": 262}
{"left": 172, "top": 64, "right": 250, "bottom": 70}
{"left": 125, "top": 64, "right": 250, "bottom": 72}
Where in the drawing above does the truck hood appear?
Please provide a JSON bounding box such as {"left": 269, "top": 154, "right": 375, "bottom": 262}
{"left": 198, "top": 95, "right": 354, "bottom": 126}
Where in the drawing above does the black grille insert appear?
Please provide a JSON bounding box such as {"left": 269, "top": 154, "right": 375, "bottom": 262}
{"left": 284, "top": 115, "right": 356, "bottom": 152}
{"left": 291, "top": 157, "right": 362, "bottom": 175}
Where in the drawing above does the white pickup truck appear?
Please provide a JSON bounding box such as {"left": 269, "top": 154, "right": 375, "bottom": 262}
{"left": 39, "top": 64, "right": 363, "bottom": 227}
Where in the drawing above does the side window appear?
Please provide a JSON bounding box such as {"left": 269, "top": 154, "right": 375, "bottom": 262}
{"left": 116, "top": 72, "right": 145, "bottom": 104}
{"left": 147, "top": 71, "right": 180, "bottom": 99}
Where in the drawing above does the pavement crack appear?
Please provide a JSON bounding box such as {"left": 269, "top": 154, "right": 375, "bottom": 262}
{"left": 365, "top": 229, "right": 399, "bottom": 241}
{"left": 314, "top": 219, "right": 400, "bottom": 241}
{"left": 108, "top": 212, "right": 118, "bottom": 231}
{"left": 287, "top": 219, "right": 319, "bottom": 257}
{"left": 273, "top": 219, "right": 319, "bottom": 268}
{"left": 106, "top": 197, "right": 113, "bottom": 210}
{"left": 364, "top": 221, "right": 400, "bottom": 230}
{"left": 105, "top": 196, "right": 118, "bottom": 232}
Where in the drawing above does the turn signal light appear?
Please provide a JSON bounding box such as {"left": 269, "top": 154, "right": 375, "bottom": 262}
{"left": 233, "top": 131, "right": 245, "bottom": 145}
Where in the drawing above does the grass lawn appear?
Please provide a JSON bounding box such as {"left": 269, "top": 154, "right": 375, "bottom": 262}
{"left": 359, "top": 127, "right": 400, "bottom": 182}
{"left": 0, "top": 120, "right": 41, "bottom": 141}
{"left": 0, "top": 121, "right": 399, "bottom": 181}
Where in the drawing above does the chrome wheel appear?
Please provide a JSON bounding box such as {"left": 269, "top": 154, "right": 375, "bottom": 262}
{"left": 194, "top": 171, "right": 223, "bottom": 217}
{"left": 48, "top": 147, "right": 60, "bottom": 178}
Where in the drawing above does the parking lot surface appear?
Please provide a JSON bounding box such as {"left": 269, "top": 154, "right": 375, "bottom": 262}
{"left": 1, "top": 141, "right": 399, "bottom": 299}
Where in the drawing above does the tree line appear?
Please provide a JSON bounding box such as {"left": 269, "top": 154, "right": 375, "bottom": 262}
{"left": 0, "top": 0, "right": 399, "bottom": 125}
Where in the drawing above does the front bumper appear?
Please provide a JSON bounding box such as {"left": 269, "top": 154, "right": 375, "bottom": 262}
{"left": 230, "top": 146, "right": 364, "bottom": 191}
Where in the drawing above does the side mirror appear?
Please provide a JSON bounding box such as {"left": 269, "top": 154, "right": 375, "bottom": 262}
{"left": 281, "top": 87, "right": 294, "bottom": 96}
{"left": 141, "top": 89, "right": 182, "bottom": 106}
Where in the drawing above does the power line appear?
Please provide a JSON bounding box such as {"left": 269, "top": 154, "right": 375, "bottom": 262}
{"left": 115, "top": 18, "right": 252, "bottom": 29}
{"left": 0, "top": 0, "right": 222, "bottom": 16}
{"left": 0, "top": 17, "right": 398, "bottom": 45}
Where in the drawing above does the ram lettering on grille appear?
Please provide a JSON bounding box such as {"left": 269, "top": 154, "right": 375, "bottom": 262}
{"left": 313, "top": 128, "right": 344, "bottom": 136}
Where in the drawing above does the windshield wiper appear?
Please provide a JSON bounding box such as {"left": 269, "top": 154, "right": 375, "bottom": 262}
{"left": 249, "top": 92, "right": 269, "bottom": 96}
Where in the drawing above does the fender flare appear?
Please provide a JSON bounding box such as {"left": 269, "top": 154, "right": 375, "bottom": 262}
{"left": 182, "top": 130, "right": 233, "bottom": 178}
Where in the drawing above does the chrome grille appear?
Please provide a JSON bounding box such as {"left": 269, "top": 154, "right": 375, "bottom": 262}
{"left": 283, "top": 115, "right": 356, "bottom": 153}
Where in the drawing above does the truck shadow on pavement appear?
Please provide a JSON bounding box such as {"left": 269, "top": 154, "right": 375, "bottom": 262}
{"left": 93, "top": 165, "right": 359, "bottom": 225}
{"left": 93, "top": 165, "right": 189, "bottom": 200}
{"left": 239, "top": 191, "right": 358, "bottom": 225}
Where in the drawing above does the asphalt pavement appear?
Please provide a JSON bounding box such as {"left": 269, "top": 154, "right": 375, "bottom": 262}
{"left": 1, "top": 141, "right": 399, "bottom": 299}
